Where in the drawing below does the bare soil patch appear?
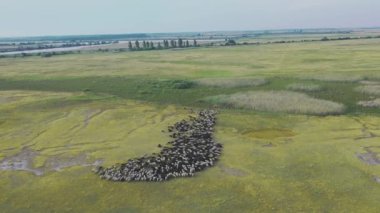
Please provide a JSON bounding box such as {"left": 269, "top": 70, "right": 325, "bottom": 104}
{"left": 357, "top": 147, "right": 380, "bottom": 165}
{"left": 0, "top": 148, "right": 102, "bottom": 175}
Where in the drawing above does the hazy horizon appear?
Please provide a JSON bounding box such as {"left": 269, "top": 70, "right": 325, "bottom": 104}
{"left": 1, "top": 0, "right": 380, "bottom": 37}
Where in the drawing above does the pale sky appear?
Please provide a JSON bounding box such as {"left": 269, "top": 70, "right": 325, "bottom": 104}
{"left": 0, "top": 0, "right": 379, "bottom": 37}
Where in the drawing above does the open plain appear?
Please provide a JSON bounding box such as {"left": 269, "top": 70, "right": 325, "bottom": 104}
{"left": 1, "top": 36, "right": 380, "bottom": 212}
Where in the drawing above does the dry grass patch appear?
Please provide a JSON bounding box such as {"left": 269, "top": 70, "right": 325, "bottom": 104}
{"left": 358, "top": 99, "right": 380, "bottom": 108}
{"left": 355, "top": 85, "right": 380, "bottom": 95}
{"left": 194, "top": 78, "right": 267, "bottom": 88}
{"left": 287, "top": 83, "right": 322, "bottom": 92}
{"left": 205, "top": 91, "right": 345, "bottom": 115}
{"left": 359, "top": 80, "right": 380, "bottom": 85}
{"left": 300, "top": 75, "right": 364, "bottom": 82}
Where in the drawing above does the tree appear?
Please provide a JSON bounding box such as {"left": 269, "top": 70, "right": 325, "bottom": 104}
{"left": 128, "top": 41, "right": 133, "bottom": 50}
{"left": 157, "top": 42, "right": 163, "bottom": 49}
{"left": 225, "top": 39, "right": 237, "bottom": 46}
{"left": 143, "top": 41, "right": 147, "bottom": 49}
{"left": 178, "top": 38, "right": 183, "bottom": 47}
{"left": 186, "top": 40, "right": 190, "bottom": 47}
{"left": 135, "top": 40, "right": 140, "bottom": 49}
{"left": 170, "top": 40, "right": 175, "bottom": 48}
{"left": 193, "top": 39, "right": 197, "bottom": 47}
{"left": 321, "top": 37, "right": 329, "bottom": 41}
{"left": 150, "top": 42, "right": 154, "bottom": 49}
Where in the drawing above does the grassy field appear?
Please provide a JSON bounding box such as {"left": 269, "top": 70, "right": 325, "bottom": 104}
{"left": 1, "top": 37, "right": 380, "bottom": 212}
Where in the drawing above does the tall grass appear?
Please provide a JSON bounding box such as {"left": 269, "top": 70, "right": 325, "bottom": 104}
{"left": 359, "top": 80, "right": 380, "bottom": 85}
{"left": 205, "top": 91, "right": 345, "bottom": 115}
{"left": 299, "top": 75, "right": 364, "bottom": 82}
{"left": 355, "top": 85, "right": 380, "bottom": 95}
{"left": 358, "top": 99, "right": 380, "bottom": 108}
{"left": 286, "top": 83, "right": 322, "bottom": 92}
{"left": 194, "top": 78, "right": 267, "bottom": 88}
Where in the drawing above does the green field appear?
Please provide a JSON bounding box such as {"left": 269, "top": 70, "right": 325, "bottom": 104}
{"left": 1, "top": 38, "right": 380, "bottom": 212}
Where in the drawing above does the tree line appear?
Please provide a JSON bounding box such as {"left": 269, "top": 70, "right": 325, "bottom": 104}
{"left": 128, "top": 39, "right": 198, "bottom": 51}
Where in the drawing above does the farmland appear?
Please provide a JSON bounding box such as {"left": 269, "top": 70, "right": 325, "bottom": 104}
{"left": 1, "top": 34, "right": 380, "bottom": 212}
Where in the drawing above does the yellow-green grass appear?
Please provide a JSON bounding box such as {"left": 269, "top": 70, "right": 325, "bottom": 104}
{"left": 194, "top": 77, "right": 267, "bottom": 88}
{"left": 1, "top": 39, "right": 380, "bottom": 80}
{"left": 286, "top": 83, "right": 322, "bottom": 92}
{"left": 1, "top": 37, "right": 380, "bottom": 212}
{"left": 205, "top": 91, "right": 345, "bottom": 115}
{"left": 356, "top": 85, "right": 380, "bottom": 95}
{"left": 0, "top": 91, "right": 191, "bottom": 167}
{"left": 1, "top": 91, "right": 380, "bottom": 212}
{"left": 358, "top": 99, "right": 380, "bottom": 108}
